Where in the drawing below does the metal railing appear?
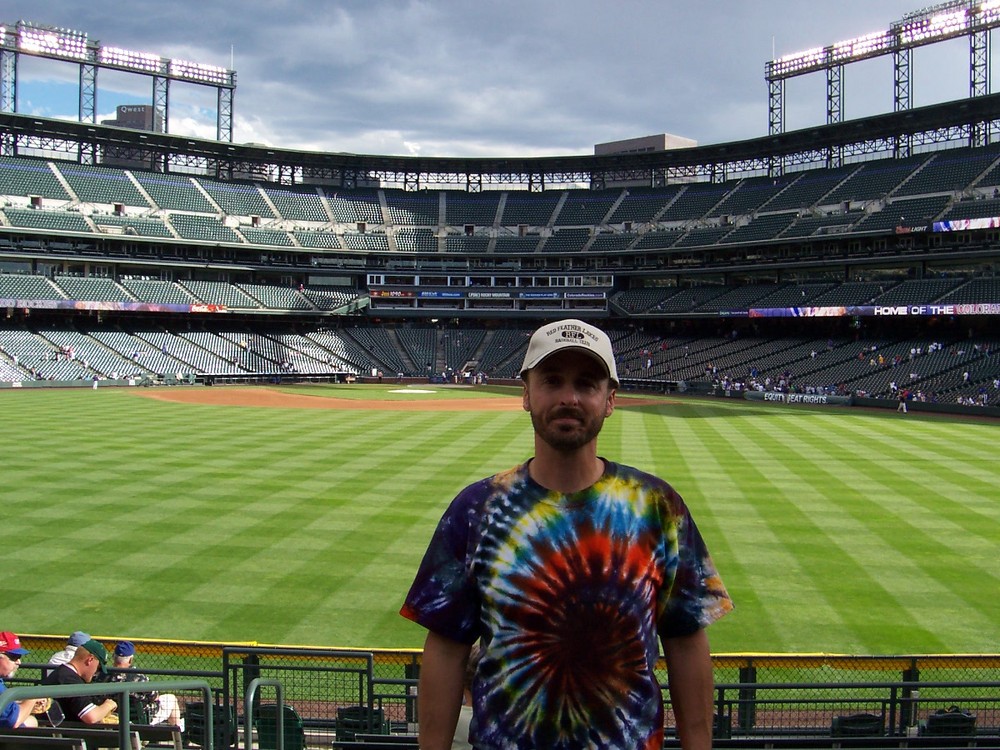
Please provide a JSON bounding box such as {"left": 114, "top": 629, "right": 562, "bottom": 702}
{"left": 0, "top": 680, "right": 213, "bottom": 750}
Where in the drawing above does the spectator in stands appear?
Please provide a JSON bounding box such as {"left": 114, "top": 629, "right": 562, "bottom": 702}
{"left": 108, "top": 642, "right": 183, "bottom": 730}
{"left": 402, "top": 318, "right": 732, "bottom": 750}
{"left": 0, "top": 631, "right": 43, "bottom": 728}
{"left": 46, "top": 630, "right": 91, "bottom": 676}
{"left": 41, "top": 639, "right": 118, "bottom": 725}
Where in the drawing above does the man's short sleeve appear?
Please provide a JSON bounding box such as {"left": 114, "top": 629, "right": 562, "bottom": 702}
{"left": 657, "top": 507, "right": 732, "bottom": 638}
{"left": 400, "top": 481, "right": 488, "bottom": 643}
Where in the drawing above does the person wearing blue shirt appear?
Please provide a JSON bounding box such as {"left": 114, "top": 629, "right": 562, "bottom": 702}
{"left": 0, "top": 631, "right": 40, "bottom": 729}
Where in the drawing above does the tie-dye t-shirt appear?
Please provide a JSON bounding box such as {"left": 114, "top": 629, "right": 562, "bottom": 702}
{"left": 401, "top": 459, "right": 732, "bottom": 750}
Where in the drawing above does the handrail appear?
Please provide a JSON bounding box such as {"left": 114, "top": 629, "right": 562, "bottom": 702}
{"left": 244, "top": 678, "right": 284, "bottom": 750}
{"left": 0, "top": 680, "right": 213, "bottom": 750}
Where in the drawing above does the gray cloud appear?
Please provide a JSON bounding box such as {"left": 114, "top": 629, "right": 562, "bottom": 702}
{"left": 2, "top": 0, "right": 961, "bottom": 156}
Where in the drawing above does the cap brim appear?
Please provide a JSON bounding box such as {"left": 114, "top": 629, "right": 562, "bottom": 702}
{"left": 7, "top": 648, "right": 29, "bottom": 656}
{"left": 522, "top": 346, "right": 618, "bottom": 385}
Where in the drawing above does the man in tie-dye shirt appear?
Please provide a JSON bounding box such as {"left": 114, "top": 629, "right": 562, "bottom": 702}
{"left": 402, "top": 319, "right": 732, "bottom": 750}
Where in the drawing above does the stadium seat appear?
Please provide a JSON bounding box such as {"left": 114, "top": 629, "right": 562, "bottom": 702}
{"left": 255, "top": 703, "right": 305, "bottom": 750}
{"left": 922, "top": 706, "right": 976, "bottom": 737}
{"left": 830, "top": 713, "right": 884, "bottom": 737}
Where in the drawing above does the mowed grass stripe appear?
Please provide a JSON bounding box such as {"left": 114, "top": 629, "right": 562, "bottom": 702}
{"left": 652, "top": 420, "right": 839, "bottom": 651}
{"left": 777, "top": 416, "right": 1000, "bottom": 584}
{"left": 718, "top": 415, "right": 956, "bottom": 653}
{"left": 3, "top": 389, "right": 999, "bottom": 653}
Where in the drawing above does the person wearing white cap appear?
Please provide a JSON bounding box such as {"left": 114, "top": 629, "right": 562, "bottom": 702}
{"left": 45, "top": 631, "right": 91, "bottom": 678}
{"left": 402, "top": 319, "right": 733, "bottom": 750}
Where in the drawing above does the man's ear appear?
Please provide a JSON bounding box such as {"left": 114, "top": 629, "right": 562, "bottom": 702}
{"left": 605, "top": 387, "right": 616, "bottom": 417}
{"left": 522, "top": 382, "right": 531, "bottom": 412}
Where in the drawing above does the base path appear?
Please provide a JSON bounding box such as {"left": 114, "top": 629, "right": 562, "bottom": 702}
{"left": 138, "top": 387, "right": 523, "bottom": 411}
{"left": 136, "top": 387, "right": 664, "bottom": 411}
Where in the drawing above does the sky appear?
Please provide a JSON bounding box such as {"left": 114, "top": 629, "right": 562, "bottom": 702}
{"left": 0, "top": 1, "right": 987, "bottom": 158}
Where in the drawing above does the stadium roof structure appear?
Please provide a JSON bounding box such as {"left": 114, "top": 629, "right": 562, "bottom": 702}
{"left": 2, "top": 92, "right": 1000, "bottom": 191}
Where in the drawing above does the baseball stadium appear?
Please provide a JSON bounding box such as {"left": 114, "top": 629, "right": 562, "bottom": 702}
{"left": 2, "top": 5, "right": 1000, "bottom": 749}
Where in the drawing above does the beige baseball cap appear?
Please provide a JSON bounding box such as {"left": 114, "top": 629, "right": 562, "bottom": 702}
{"left": 520, "top": 319, "right": 619, "bottom": 387}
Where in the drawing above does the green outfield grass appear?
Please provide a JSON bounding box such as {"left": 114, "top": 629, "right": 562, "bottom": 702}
{"left": 3, "top": 384, "right": 998, "bottom": 655}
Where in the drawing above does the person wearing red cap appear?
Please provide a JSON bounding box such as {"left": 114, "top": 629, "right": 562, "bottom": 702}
{"left": 402, "top": 319, "right": 733, "bottom": 750}
{"left": 0, "top": 631, "right": 41, "bottom": 729}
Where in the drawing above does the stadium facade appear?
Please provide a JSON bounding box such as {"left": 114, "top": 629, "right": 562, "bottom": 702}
{"left": 0, "top": 32, "right": 999, "bottom": 410}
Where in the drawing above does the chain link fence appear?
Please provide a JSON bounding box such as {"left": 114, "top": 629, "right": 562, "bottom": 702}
{"left": 15, "top": 636, "right": 1000, "bottom": 745}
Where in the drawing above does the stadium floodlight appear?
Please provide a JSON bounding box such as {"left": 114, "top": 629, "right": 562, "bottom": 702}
{"left": 17, "top": 23, "right": 89, "bottom": 61}
{"left": 769, "top": 46, "right": 827, "bottom": 77}
{"left": 831, "top": 31, "right": 893, "bottom": 62}
{"left": 975, "top": 0, "right": 1000, "bottom": 23}
{"left": 98, "top": 45, "right": 163, "bottom": 74}
{"left": 169, "top": 58, "right": 232, "bottom": 86}
{"left": 897, "top": 7, "right": 969, "bottom": 44}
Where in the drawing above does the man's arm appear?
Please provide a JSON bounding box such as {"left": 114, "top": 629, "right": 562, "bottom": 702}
{"left": 663, "top": 629, "right": 715, "bottom": 750}
{"left": 417, "top": 631, "right": 471, "bottom": 750}
{"left": 79, "top": 697, "right": 117, "bottom": 725}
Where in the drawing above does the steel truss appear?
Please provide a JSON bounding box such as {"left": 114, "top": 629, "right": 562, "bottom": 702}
{"left": 1, "top": 93, "right": 998, "bottom": 189}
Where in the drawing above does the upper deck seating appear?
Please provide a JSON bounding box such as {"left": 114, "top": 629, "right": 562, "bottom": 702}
{"left": 659, "top": 184, "right": 729, "bottom": 222}
{"left": 936, "top": 277, "right": 1000, "bottom": 304}
{"left": 541, "top": 229, "right": 590, "bottom": 253}
{"left": 326, "top": 190, "right": 383, "bottom": 224}
{"left": 168, "top": 214, "right": 243, "bottom": 243}
{"left": 853, "top": 195, "right": 950, "bottom": 233}
{"left": 708, "top": 176, "right": 794, "bottom": 218}
{"left": 869, "top": 278, "right": 962, "bottom": 306}
{"left": 3, "top": 208, "right": 92, "bottom": 233}
{"left": 494, "top": 235, "right": 542, "bottom": 253}
{"left": 181, "top": 280, "right": 260, "bottom": 308}
{"left": 56, "top": 163, "right": 150, "bottom": 207}
{"left": 938, "top": 196, "right": 1000, "bottom": 222}
{"left": 237, "top": 283, "right": 314, "bottom": 310}
{"left": 587, "top": 233, "right": 637, "bottom": 252}
{"left": 554, "top": 191, "right": 620, "bottom": 225}
{"left": 632, "top": 229, "right": 684, "bottom": 250}
{"left": 720, "top": 213, "right": 796, "bottom": 244}
{"left": 131, "top": 171, "right": 216, "bottom": 212}
{"left": 673, "top": 225, "right": 733, "bottom": 248}
{"left": 262, "top": 185, "right": 329, "bottom": 222}
{"left": 54, "top": 275, "right": 133, "bottom": 302}
{"left": 0, "top": 156, "right": 70, "bottom": 200}
{"left": 443, "top": 192, "right": 501, "bottom": 226}
{"left": 823, "top": 155, "right": 926, "bottom": 204}
{"left": 444, "top": 235, "right": 491, "bottom": 253}
{"left": 197, "top": 178, "right": 274, "bottom": 218}
{"left": 120, "top": 278, "right": 196, "bottom": 305}
{"left": 896, "top": 146, "right": 1000, "bottom": 196}
{"left": 342, "top": 232, "right": 390, "bottom": 251}
{"left": 608, "top": 186, "right": 684, "bottom": 224}
{"left": 293, "top": 230, "right": 342, "bottom": 249}
{"left": 384, "top": 191, "right": 439, "bottom": 225}
{"left": 500, "top": 193, "right": 561, "bottom": 226}
{"left": 239, "top": 225, "right": 295, "bottom": 247}
{"left": 764, "top": 165, "right": 858, "bottom": 211}
{"left": 395, "top": 229, "right": 438, "bottom": 252}
{"left": 92, "top": 214, "right": 174, "bottom": 238}
{"left": 782, "top": 212, "right": 861, "bottom": 238}
{"left": 0, "top": 273, "right": 66, "bottom": 300}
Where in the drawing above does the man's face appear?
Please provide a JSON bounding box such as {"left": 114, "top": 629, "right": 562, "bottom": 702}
{"left": 0, "top": 652, "right": 21, "bottom": 679}
{"left": 78, "top": 651, "right": 102, "bottom": 683}
{"left": 523, "top": 350, "right": 615, "bottom": 452}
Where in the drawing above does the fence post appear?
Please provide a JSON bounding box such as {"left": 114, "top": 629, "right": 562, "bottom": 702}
{"left": 737, "top": 665, "right": 757, "bottom": 732}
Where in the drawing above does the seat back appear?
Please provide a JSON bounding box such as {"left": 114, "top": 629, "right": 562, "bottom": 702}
{"left": 255, "top": 704, "right": 305, "bottom": 750}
